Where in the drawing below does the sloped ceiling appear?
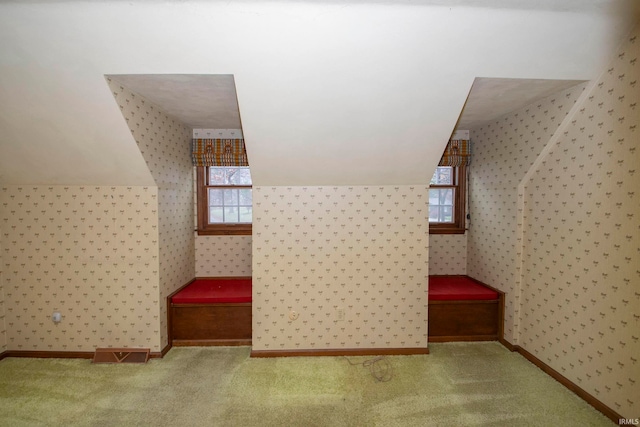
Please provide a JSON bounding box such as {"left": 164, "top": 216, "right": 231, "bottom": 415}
{"left": 0, "top": 1, "right": 638, "bottom": 186}
{"left": 456, "top": 78, "right": 586, "bottom": 129}
{"left": 108, "top": 74, "right": 242, "bottom": 129}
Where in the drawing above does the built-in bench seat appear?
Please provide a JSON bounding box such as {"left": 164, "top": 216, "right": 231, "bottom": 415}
{"left": 169, "top": 275, "right": 502, "bottom": 346}
{"left": 428, "top": 275, "right": 504, "bottom": 342}
{"left": 169, "top": 277, "right": 252, "bottom": 346}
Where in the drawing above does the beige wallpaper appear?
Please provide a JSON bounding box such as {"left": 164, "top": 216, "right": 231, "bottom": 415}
{"left": 468, "top": 24, "right": 639, "bottom": 419}
{"left": 192, "top": 168, "right": 252, "bottom": 277}
{"left": 0, "top": 78, "right": 196, "bottom": 354}
{"left": 0, "top": 239, "right": 5, "bottom": 352}
{"left": 518, "top": 27, "right": 639, "bottom": 418}
{"left": 252, "top": 185, "right": 429, "bottom": 351}
{"left": 467, "top": 83, "right": 586, "bottom": 341}
{"left": 107, "top": 78, "right": 195, "bottom": 350}
{"left": 0, "top": 185, "right": 160, "bottom": 352}
{"left": 429, "top": 234, "right": 467, "bottom": 275}
{"left": 195, "top": 235, "right": 252, "bottom": 277}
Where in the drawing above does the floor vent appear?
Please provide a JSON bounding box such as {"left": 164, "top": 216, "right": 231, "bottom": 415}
{"left": 92, "top": 348, "right": 150, "bottom": 364}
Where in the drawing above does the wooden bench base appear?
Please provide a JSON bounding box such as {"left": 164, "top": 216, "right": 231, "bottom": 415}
{"left": 428, "top": 299, "right": 501, "bottom": 342}
{"left": 168, "top": 276, "right": 501, "bottom": 346}
{"left": 170, "top": 303, "right": 252, "bottom": 346}
{"left": 428, "top": 277, "right": 504, "bottom": 342}
{"left": 168, "top": 278, "right": 252, "bottom": 347}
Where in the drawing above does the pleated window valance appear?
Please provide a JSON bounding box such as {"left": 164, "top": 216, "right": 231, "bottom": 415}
{"left": 438, "top": 139, "right": 471, "bottom": 167}
{"left": 191, "top": 139, "right": 249, "bottom": 167}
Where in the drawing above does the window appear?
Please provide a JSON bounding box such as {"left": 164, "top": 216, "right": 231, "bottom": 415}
{"left": 196, "top": 166, "right": 252, "bottom": 235}
{"left": 429, "top": 165, "right": 466, "bottom": 234}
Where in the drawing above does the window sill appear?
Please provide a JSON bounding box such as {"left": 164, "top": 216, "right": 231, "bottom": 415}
{"left": 196, "top": 225, "right": 252, "bottom": 236}
{"left": 429, "top": 226, "right": 466, "bottom": 235}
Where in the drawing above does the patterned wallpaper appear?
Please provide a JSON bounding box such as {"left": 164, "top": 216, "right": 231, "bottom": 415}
{"left": 192, "top": 129, "right": 243, "bottom": 139}
{"left": 429, "top": 234, "right": 467, "bottom": 275}
{"left": 192, "top": 168, "right": 252, "bottom": 277}
{"left": 468, "top": 24, "right": 639, "bottom": 419}
{"left": 0, "top": 239, "right": 5, "bottom": 352}
{"left": 252, "top": 185, "right": 429, "bottom": 351}
{"left": 195, "top": 235, "right": 252, "bottom": 277}
{"left": 0, "top": 185, "right": 159, "bottom": 352}
{"left": 0, "top": 79, "right": 195, "bottom": 354}
{"left": 518, "top": 27, "right": 639, "bottom": 418}
{"left": 108, "top": 78, "right": 195, "bottom": 350}
{"left": 467, "top": 83, "right": 586, "bottom": 341}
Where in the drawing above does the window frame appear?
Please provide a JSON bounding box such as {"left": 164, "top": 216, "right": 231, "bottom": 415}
{"left": 196, "top": 166, "right": 252, "bottom": 236}
{"left": 429, "top": 165, "right": 466, "bottom": 235}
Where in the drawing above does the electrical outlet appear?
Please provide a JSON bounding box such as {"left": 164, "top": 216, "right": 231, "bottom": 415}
{"left": 336, "top": 307, "right": 345, "bottom": 321}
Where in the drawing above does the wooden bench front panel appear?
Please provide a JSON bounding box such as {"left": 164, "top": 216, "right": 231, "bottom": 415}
{"left": 171, "top": 303, "right": 251, "bottom": 344}
{"left": 428, "top": 299, "right": 499, "bottom": 342}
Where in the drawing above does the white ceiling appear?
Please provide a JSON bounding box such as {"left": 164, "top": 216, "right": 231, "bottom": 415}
{"left": 106, "top": 74, "right": 587, "bottom": 133}
{"left": 0, "top": 0, "right": 638, "bottom": 186}
{"left": 456, "top": 78, "right": 587, "bottom": 130}
{"left": 1, "top": 0, "right": 632, "bottom": 13}
{"left": 108, "top": 74, "right": 242, "bottom": 129}
{"left": 100, "top": 1, "right": 621, "bottom": 133}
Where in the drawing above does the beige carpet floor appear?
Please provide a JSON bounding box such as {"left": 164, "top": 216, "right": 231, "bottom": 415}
{"left": 0, "top": 342, "right": 613, "bottom": 426}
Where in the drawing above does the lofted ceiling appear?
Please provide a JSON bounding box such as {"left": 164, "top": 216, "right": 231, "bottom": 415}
{"left": 0, "top": 0, "right": 638, "bottom": 186}
{"left": 108, "top": 74, "right": 242, "bottom": 129}
{"left": 456, "top": 78, "right": 587, "bottom": 130}
{"left": 107, "top": 74, "right": 587, "bottom": 134}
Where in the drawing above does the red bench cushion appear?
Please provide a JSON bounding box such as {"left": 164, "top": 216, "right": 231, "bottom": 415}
{"left": 429, "top": 276, "right": 498, "bottom": 301}
{"left": 172, "top": 279, "right": 252, "bottom": 304}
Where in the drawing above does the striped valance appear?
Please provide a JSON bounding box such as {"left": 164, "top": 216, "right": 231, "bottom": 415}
{"left": 438, "top": 139, "right": 471, "bottom": 167}
{"left": 191, "top": 139, "right": 249, "bottom": 167}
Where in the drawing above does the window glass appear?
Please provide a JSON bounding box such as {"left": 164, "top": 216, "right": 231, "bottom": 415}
{"left": 429, "top": 188, "right": 454, "bottom": 223}
{"left": 207, "top": 176, "right": 252, "bottom": 224}
{"left": 430, "top": 167, "right": 453, "bottom": 185}
{"left": 198, "top": 166, "right": 253, "bottom": 234}
{"left": 209, "top": 167, "right": 252, "bottom": 185}
{"left": 429, "top": 165, "right": 466, "bottom": 233}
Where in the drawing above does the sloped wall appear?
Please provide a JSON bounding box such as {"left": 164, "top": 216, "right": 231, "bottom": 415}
{"left": 0, "top": 185, "right": 159, "bottom": 351}
{"left": 107, "top": 78, "right": 195, "bottom": 350}
{"left": 467, "top": 83, "right": 586, "bottom": 341}
{"left": 518, "top": 27, "right": 639, "bottom": 418}
{"left": 252, "top": 185, "right": 429, "bottom": 351}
